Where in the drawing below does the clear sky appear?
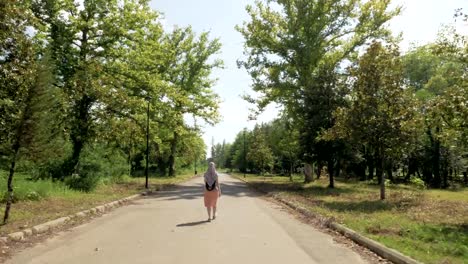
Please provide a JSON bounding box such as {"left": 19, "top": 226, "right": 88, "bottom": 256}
{"left": 149, "top": 0, "right": 467, "bottom": 154}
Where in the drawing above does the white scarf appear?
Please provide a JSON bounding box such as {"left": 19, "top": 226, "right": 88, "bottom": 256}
{"left": 204, "top": 162, "right": 218, "bottom": 186}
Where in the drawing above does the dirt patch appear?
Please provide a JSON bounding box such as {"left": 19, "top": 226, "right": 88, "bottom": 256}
{"left": 408, "top": 197, "right": 468, "bottom": 224}
{"left": 366, "top": 226, "right": 401, "bottom": 236}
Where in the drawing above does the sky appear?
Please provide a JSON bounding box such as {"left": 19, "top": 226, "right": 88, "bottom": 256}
{"left": 149, "top": 0, "right": 467, "bottom": 155}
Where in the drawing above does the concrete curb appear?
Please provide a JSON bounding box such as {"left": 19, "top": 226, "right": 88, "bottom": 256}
{"left": 1, "top": 191, "right": 146, "bottom": 243}
{"left": 234, "top": 175, "right": 423, "bottom": 264}
{"left": 328, "top": 222, "right": 422, "bottom": 264}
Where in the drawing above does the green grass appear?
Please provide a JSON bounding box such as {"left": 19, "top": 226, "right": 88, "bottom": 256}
{"left": 0, "top": 171, "right": 195, "bottom": 236}
{"left": 0, "top": 172, "right": 73, "bottom": 202}
{"left": 232, "top": 172, "right": 468, "bottom": 264}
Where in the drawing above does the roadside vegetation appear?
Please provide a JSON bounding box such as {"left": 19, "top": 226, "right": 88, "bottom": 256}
{"left": 0, "top": 170, "right": 195, "bottom": 236}
{"left": 1, "top": 0, "right": 217, "bottom": 225}
{"left": 209, "top": 3, "right": 467, "bottom": 263}
{"left": 232, "top": 173, "right": 468, "bottom": 264}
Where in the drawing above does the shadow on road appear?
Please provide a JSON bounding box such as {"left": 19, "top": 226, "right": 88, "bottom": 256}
{"left": 141, "top": 180, "right": 261, "bottom": 201}
{"left": 176, "top": 220, "right": 209, "bottom": 227}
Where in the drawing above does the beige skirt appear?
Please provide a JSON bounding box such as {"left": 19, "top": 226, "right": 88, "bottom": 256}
{"left": 204, "top": 190, "right": 219, "bottom": 207}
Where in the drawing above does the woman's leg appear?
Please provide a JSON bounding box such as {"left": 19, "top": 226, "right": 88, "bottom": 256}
{"left": 213, "top": 207, "right": 217, "bottom": 219}
{"left": 206, "top": 207, "right": 212, "bottom": 220}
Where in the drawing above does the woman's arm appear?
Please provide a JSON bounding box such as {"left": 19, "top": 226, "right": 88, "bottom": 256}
{"left": 216, "top": 175, "right": 221, "bottom": 196}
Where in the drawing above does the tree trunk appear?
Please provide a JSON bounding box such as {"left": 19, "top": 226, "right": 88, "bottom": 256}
{"left": 128, "top": 152, "right": 132, "bottom": 177}
{"left": 3, "top": 143, "right": 20, "bottom": 224}
{"left": 168, "top": 132, "right": 178, "bottom": 177}
{"left": 303, "top": 163, "right": 313, "bottom": 183}
{"left": 316, "top": 163, "right": 323, "bottom": 179}
{"left": 463, "top": 170, "right": 468, "bottom": 186}
{"left": 327, "top": 159, "right": 335, "bottom": 188}
{"left": 67, "top": 95, "right": 93, "bottom": 178}
{"left": 442, "top": 167, "right": 449, "bottom": 189}
{"left": 289, "top": 161, "right": 293, "bottom": 182}
{"left": 380, "top": 170, "right": 386, "bottom": 200}
{"left": 430, "top": 128, "right": 441, "bottom": 188}
{"left": 379, "top": 151, "right": 385, "bottom": 200}
{"left": 405, "top": 158, "right": 415, "bottom": 181}
{"left": 367, "top": 156, "right": 375, "bottom": 180}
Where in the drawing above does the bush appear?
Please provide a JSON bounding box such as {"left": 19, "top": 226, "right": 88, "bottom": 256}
{"left": 79, "top": 144, "right": 128, "bottom": 179}
{"left": 384, "top": 179, "right": 392, "bottom": 187}
{"left": 64, "top": 173, "right": 100, "bottom": 192}
{"left": 62, "top": 144, "right": 128, "bottom": 191}
{"left": 410, "top": 176, "right": 426, "bottom": 189}
{"left": 36, "top": 159, "right": 68, "bottom": 180}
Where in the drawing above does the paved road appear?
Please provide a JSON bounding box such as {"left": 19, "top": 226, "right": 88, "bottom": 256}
{"left": 7, "top": 174, "right": 366, "bottom": 264}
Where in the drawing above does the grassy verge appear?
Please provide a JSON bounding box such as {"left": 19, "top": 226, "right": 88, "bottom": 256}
{"left": 231, "top": 173, "right": 468, "bottom": 264}
{"left": 0, "top": 172, "right": 195, "bottom": 236}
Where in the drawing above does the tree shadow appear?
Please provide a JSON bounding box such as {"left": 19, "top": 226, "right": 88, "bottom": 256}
{"left": 176, "top": 220, "right": 209, "bottom": 227}
{"left": 300, "top": 185, "right": 358, "bottom": 197}
{"left": 248, "top": 181, "right": 359, "bottom": 197}
{"left": 248, "top": 181, "right": 304, "bottom": 193}
{"left": 141, "top": 181, "right": 262, "bottom": 201}
{"left": 320, "top": 198, "right": 419, "bottom": 213}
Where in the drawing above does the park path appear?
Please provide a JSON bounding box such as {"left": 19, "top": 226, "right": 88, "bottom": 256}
{"left": 7, "top": 174, "right": 366, "bottom": 264}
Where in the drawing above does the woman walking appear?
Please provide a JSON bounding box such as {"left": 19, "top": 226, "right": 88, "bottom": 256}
{"left": 204, "top": 162, "right": 221, "bottom": 221}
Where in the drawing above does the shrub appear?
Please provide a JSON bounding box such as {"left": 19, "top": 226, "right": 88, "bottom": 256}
{"left": 410, "top": 176, "right": 426, "bottom": 189}
{"left": 64, "top": 172, "right": 100, "bottom": 192}
{"left": 25, "top": 191, "right": 41, "bottom": 201}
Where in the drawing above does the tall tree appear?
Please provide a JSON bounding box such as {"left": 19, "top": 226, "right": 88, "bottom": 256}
{"left": 325, "top": 42, "right": 419, "bottom": 200}
{"left": 237, "top": 0, "right": 400, "bottom": 187}
{"left": 161, "top": 27, "right": 222, "bottom": 176}
{"left": 401, "top": 20, "right": 467, "bottom": 188}
{"left": 248, "top": 126, "right": 274, "bottom": 175}
{"left": 0, "top": 0, "right": 39, "bottom": 224}
{"left": 33, "top": 0, "right": 160, "bottom": 177}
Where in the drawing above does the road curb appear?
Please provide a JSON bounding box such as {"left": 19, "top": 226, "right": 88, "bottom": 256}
{"left": 234, "top": 175, "right": 423, "bottom": 264}
{"left": 1, "top": 191, "right": 146, "bottom": 243}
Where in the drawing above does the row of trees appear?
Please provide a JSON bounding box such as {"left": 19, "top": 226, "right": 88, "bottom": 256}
{"left": 1, "top": 0, "right": 222, "bottom": 222}
{"left": 219, "top": 1, "right": 467, "bottom": 199}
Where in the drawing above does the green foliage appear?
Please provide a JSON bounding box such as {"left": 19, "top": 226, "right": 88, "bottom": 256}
{"left": 79, "top": 144, "right": 128, "bottom": 179}
{"left": 237, "top": 0, "right": 400, "bottom": 115}
{"left": 247, "top": 126, "right": 274, "bottom": 175}
{"left": 0, "top": 172, "right": 71, "bottom": 203}
{"left": 230, "top": 129, "right": 252, "bottom": 172}
{"left": 409, "top": 176, "right": 426, "bottom": 190}
{"left": 324, "top": 41, "right": 421, "bottom": 195}
{"left": 237, "top": 0, "right": 400, "bottom": 188}
{"left": 64, "top": 174, "right": 100, "bottom": 192}
{"left": 236, "top": 173, "right": 468, "bottom": 263}
{"left": 211, "top": 140, "right": 231, "bottom": 169}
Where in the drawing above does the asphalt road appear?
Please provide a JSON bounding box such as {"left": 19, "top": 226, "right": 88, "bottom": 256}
{"left": 7, "top": 174, "right": 366, "bottom": 264}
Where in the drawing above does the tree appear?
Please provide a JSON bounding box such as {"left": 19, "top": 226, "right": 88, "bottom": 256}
{"left": 401, "top": 19, "right": 467, "bottom": 188}
{"left": 270, "top": 116, "right": 300, "bottom": 181}
{"left": 160, "top": 27, "right": 222, "bottom": 176}
{"left": 248, "top": 126, "right": 274, "bottom": 175}
{"left": 228, "top": 129, "right": 252, "bottom": 173}
{"left": 237, "top": 0, "right": 400, "bottom": 187}
{"left": 325, "top": 42, "right": 419, "bottom": 200}
{"left": 33, "top": 0, "right": 161, "bottom": 177}
{"left": 0, "top": 0, "right": 41, "bottom": 223}
{"left": 429, "top": 19, "right": 468, "bottom": 187}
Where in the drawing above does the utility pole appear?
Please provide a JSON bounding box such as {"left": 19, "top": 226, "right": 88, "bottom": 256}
{"left": 243, "top": 128, "right": 246, "bottom": 178}
{"left": 145, "top": 96, "right": 151, "bottom": 189}
{"left": 194, "top": 117, "right": 198, "bottom": 176}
